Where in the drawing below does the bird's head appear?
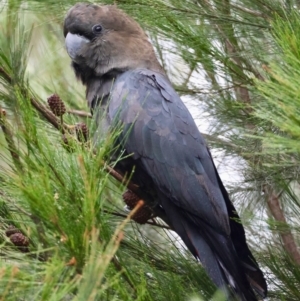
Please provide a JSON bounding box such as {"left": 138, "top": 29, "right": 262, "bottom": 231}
{"left": 64, "top": 3, "right": 163, "bottom": 81}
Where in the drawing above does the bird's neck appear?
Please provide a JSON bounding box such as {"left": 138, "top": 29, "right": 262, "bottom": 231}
{"left": 86, "top": 71, "right": 121, "bottom": 111}
{"left": 85, "top": 66, "right": 166, "bottom": 111}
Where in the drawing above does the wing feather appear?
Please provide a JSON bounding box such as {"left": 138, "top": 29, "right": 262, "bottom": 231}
{"left": 109, "top": 69, "right": 229, "bottom": 235}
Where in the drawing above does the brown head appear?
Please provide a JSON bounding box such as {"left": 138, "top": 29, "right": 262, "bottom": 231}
{"left": 63, "top": 3, "right": 164, "bottom": 79}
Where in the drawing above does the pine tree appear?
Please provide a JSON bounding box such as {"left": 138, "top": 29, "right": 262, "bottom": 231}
{"left": 0, "top": 0, "right": 299, "bottom": 300}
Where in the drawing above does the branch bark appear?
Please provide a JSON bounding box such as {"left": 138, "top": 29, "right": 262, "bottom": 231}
{"left": 264, "top": 184, "right": 300, "bottom": 265}
{"left": 0, "top": 109, "right": 23, "bottom": 172}
{"left": 67, "top": 109, "right": 92, "bottom": 118}
{"left": 0, "top": 67, "right": 69, "bottom": 134}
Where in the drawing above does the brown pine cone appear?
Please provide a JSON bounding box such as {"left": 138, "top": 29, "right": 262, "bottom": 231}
{"left": 47, "top": 94, "right": 66, "bottom": 117}
{"left": 122, "top": 190, "right": 153, "bottom": 224}
{"left": 9, "top": 233, "right": 29, "bottom": 253}
{"left": 75, "top": 123, "right": 89, "bottom": 142}
{"left": 123, "top": 190, "right": 140, "bottom": 208}
{"left": 130, "top": 208, "right": 153, "bottom": 224}
{"left": 5, "top": 225, "right": 21, "bottom": 237}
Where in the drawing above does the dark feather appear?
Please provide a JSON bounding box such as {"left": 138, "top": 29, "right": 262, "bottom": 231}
{"left": 107, "top": 69, "right": 267, "bottom": 300}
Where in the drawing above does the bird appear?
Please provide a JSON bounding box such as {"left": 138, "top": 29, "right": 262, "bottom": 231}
{"left": 63, "top": 3, "right": 267, "bottom": 300}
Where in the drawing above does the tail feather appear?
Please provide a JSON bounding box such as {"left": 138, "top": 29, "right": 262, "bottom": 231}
{"left": 186, "top": 220, "right": 258, "bottom": 301}
{"left": 185, "top": 227, "right": 227, "bottom": 291}
{"left": 210, "top": 153, "right": 267, "bottom": 298}
{"left": 161, "top": 197, "right": 259, "bottom": 301}
{"left": 227, "top": 205, "right": 267, "bottom": 298}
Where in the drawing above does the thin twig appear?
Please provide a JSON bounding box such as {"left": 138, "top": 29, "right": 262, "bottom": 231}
{"left": 0, "top": 66, "right": 69, "bottom": 134}
{"left": 105, "top": 165, "right": 139, "bottom": 193}
{"left": 0, "top": 67, "right": 11, "bottom": 83}
{"left": 30, "top": 97, "right": 68, "bottom": 134}
{"left": 230, "top": 3, "right": 266, "bottom": 18}
{"left": 0, "top": 111, "right": 23, "bottom": 172}
{"left": 67, "top": 109, "right": 92, "bottom": 118}
{"left": 102, "top": 209, "right": 171, "bottom": 230}
{"left": 111, "top": 256, "right": 137, "bottom": 293}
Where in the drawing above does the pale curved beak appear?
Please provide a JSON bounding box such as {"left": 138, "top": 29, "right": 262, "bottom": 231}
{"left": 65, "top": 33, "right": 89, "bottom": 61}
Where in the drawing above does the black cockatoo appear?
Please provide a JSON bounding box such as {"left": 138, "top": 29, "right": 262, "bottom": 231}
{"left": 63, "top": 3, "right": 267, "bottom": 300}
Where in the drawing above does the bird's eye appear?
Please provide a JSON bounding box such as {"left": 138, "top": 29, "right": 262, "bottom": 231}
{"left": 92, "top": 24, "right": 103, "bottom": 34}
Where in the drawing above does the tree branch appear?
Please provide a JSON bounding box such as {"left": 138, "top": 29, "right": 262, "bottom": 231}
{"left": 103, "top": 209, "right": 171, "bottom": 230}
{"left": 0, "top": 109, "right": 23, "bottom": 172}
{"left": 67, "top": 109, "right": 92, "bottom": 118}
{"left": 230, "top": 3, "right": 266, "bottom": 18}
{"left": 264, "top": 184, "right": 300, "bottom": 265}
{"left": 0, "top": 67, "right": 70, "bottom": 134}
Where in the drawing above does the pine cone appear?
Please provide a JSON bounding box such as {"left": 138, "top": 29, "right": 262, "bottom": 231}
{"left": 123, "top": 190, "right": 140, "bottom": 208}
{"left": 9, "top": 233, "right": 29, "bottom": 253}
{"left": 130, "top": 207, "right": 153, "bottom": 224}
{"left": 75, "top": 123, "right": 89, "bottom": 142}
{"left": 122, "top": 190, "right": 153, "bottom": 224}
{"left": 5, "top": 225, "right": 21, "bottom": 237}
{"left": 47, "top": 94, "right": 66, "bottom": 117}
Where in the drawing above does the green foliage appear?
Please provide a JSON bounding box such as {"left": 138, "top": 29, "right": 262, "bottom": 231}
{"left": 251, "top": 12, "right": 300, "bottom": 300}
{"left": 1, "top": 0, "right": 300, "bottom": 300}
{"left": 255, "top": 12, "right": 300, "bottom": 153}
{"left": 0, "top": 2, "right": 220, "bottom": 300}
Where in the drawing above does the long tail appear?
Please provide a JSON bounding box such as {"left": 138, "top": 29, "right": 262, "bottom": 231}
{"left": 209, "top": 148, "right": 267, "bottom": 298}
{"left": 217, "top": 175, "right": 267, "bottom": 298}
{"left": 161, "top": 198, "right": 259, "bottom": 301}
